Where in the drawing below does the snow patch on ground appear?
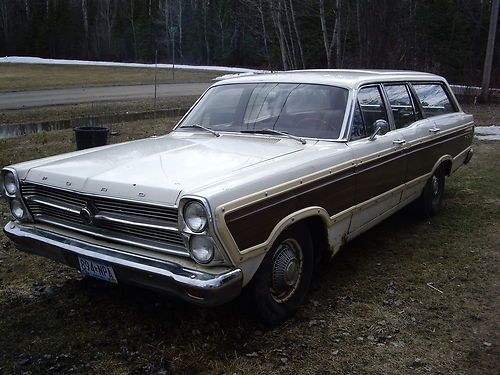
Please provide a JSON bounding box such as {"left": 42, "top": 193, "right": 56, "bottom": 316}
{"left": 475, "top": 125, "right": 500, "bottom": 141}
{"left": 0, "top": 56, "right": 264, "bottom": 74}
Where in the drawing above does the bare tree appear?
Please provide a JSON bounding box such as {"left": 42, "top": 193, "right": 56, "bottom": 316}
{"left": 269, "top": 0, "right": 290, "bottom": 70}
{"left": 356, "top": 0, "right": 362, "bottom": 65}
{"left": 0, "top": 0, "right": 9, "bottom": 47}
{"left": 289, "top": 0, "right": 305, "bottom": 69}
{"left": 481, "top": 0, "right": 499, "bottom": 102}
{"left": 24, "top": 0, "right": 30, "bottom": 20}
{"left": 99, "top": 0, "right": 115, "bottom": 51}
{"left": 335, "top": 0, "right": 341, "bottom": 68}
{"left": 319, "top": 0, "right": 340, "bottom": 68}
{"left": 177, "top": 0, "right": 183, "bottom": 59}
{"left": 245, "top": 0, "right": 272, "bottom": 69}
{"left": 283, "top": 0, "right": 297, "bottom": 69}
{"left": 129, "top": 0, "right": 138, "bottom": 61}
{"left": 81, "top": 0, "right": 89, "bottom": 57}
{"left": 202, "top": 1, "right": 210, "bottom": 64}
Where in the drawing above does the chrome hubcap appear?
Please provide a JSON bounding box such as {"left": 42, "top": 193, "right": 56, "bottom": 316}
{"left": 432, "top": 175, "right": 440, "bottom": 196}
{"left": 270, "top": 239, "right": 303, "bottom": 303}
{"left": 284, "top": 260, "right": 299, "bottom": 286}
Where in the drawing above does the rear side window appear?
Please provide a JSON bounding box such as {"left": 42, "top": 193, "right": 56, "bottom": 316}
{"left": 351, "top": 86, "right": 389, "bottom": 140}
{"left": 412, "top": 83, "right": 456, "bottom": 117}
{"left": 384, "top": 84, "right": 417, "bottom": 129}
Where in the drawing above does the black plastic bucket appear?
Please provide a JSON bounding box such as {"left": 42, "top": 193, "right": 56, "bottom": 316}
{"left": 74, "top": 126, "right": 109, "bottom": 150}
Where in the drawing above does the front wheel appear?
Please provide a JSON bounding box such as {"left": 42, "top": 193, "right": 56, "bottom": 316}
{"left": 416, "top": 167, "right": 445, "bottom": 218}
{"left": 243, "top": 224, "right": 314, "bottom": 325}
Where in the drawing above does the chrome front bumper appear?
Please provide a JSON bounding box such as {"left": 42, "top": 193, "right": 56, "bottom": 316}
{"left": 3, "top": 222, "right": 243, "bottom": 306}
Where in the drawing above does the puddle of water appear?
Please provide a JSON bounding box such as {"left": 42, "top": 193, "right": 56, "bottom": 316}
{"left": 474, "top": 125, "right": 500, "bottom": 141}
{"left": 0, "top": 108, "right": 187, "bottom": 139}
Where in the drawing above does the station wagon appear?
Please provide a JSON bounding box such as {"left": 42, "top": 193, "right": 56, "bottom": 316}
{"left": 2, "top": 70, "right": 474, "bottom": 323}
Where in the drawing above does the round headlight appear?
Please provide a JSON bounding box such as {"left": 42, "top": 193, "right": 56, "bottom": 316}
{"left": 189, "top": 235, "right": 214, "bottom": 264}
{"left": 4, "top": 171, "right": 17, "bottom": 195}
{"left": 183, "top": 201, "right": 208, "bottom": 232}
{"left": 10, "top": 199, "right": 25, "bottom": 220}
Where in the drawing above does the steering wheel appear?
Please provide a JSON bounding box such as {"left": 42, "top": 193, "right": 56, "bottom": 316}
{"left": 295, "top": 117, "right": 328, "bottom": 129}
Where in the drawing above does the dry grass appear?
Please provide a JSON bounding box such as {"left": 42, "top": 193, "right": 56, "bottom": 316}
{"left": 0, "top": 96, "right": 197, "bottom": 125}
{"left": 0, "top": 104, "right": 498, "bottom": 375}
{"left": 0, "top": 63, "right": 223, "bottom": 92}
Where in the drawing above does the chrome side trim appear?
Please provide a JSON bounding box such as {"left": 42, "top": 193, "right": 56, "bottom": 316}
{"left": 215, "top": 140, "right": 473, "bottom": 262}
{"left": 26, "top": 195, "right": 81, "bottom": 214}
{"left": 93, "top": 212, "right": 178, "bottom": 232}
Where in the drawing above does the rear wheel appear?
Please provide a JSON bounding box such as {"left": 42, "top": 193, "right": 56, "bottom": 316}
{"left": 416, "top": 167, "right": 445, "bottom": 218}
{"left": 244, "top": 224, "right": 313, "bottom": 325}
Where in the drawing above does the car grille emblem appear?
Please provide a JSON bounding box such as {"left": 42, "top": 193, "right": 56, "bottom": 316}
{"left": 80, "top": 206, "right": 94, "bottom": 225}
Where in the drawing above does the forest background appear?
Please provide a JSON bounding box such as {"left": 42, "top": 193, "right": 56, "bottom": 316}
{"left": 0, "top": 0, "right": 498, "bottom": 86}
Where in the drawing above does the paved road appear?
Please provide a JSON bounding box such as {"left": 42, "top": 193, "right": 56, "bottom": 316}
{"left": 0, "top": 82, "right": 211, "bottom": 110}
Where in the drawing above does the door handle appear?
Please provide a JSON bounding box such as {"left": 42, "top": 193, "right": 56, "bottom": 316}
{"left": 429, "top": 127, "right": 441, "bottom": 133}
{"left": 393, "top": 139, "right": 406, "bottom": 145}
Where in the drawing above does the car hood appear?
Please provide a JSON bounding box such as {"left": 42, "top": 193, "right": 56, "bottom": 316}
{"left": 20, "top": 132, "right": 303, "bottom": 205}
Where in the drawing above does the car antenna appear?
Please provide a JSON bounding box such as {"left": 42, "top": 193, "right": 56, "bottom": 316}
{"left": 152, "top": 49, "right": 158, "bottom": 138}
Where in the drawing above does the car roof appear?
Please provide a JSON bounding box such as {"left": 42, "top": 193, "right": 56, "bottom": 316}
{"left": 212, "top": 69, "right": 446, "bottom": 90}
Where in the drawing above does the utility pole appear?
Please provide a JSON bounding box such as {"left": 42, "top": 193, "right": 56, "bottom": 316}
{"left": 481, "top": 0, "right": 499, "bottom": 102}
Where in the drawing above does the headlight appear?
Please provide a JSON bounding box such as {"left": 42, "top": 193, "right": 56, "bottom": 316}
{"left": 10, "top": 199, "right": 25, "bottom": 220}
{"left": 183, "top": 201, "right": 208, "bottom": 232}
{"left": 189, "top": 235, "right": 214, "bottom": 264}
{"left": 3, "top": 171, "right": 17, "bottom": 195}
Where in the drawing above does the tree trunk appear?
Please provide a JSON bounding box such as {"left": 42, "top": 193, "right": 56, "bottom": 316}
{"left": 0, "top": 0, "right": 9, "bottom": 47}
{"left": 319, "top": 0, "right": 331, "bottom": 68}
{"left": 335, "top": 0, "right": 341, "bottom": 68}
{"left": 481, "top": 0, "right": 499, "bottom": 102}
{"left": 283, "top": 0, "right": 297, "bottom": 69}
{"left": 259, "top": 0, "right": 272, "bottom": 69}
{"left": 106, "top": 0, "right": 113, "bottom": 51}
{"left": 81, "top": 0, "right": 89, "bottom": 57}
{"left": 129, "top": 0, "right": 138, "bottom": 61}
{"left": 178, "top": 0, "right": 183, "bottom": 59}
{"left": 149, "top": 0, "right": 154, "bottom": 59}
{"left": 289, "top": 0, "right": 305, "bottom": 69}
{"left": 24, "top": 0, "right": 30, "bottom": 19}
{"left": 356, "top": 0, "right": 362, "bottom": 66}
{"left": 203, "top": 1, "right": 210, "bottom": 64}
{"left": 162, "top": 0, "right": 170, "bottom": 58}
{"left": 269, "top": 0, "right": 289, "bottom": 70}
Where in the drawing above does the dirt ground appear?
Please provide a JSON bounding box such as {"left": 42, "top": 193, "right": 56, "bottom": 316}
{"left": 0, "top": 104, "right": 498, "bottom": 375}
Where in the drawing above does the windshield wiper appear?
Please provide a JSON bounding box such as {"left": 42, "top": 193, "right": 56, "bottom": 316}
{"left": 181, "top": 124, "right": 220, "bottom": 137}
{"left": 241, "top": 128, "right": 306, "bottom": 144}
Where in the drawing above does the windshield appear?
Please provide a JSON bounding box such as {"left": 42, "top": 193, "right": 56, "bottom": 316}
{"left": 177, "top": 83, "right": 349, "bottom": 139}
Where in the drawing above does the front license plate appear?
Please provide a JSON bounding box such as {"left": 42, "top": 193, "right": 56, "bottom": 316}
{"left": 78, "top": 257, "right": 117, "bottom": 283}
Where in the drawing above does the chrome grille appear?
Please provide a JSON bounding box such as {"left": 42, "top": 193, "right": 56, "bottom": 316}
{"left": 21, "top": 182, "right": 187, "bottom": 255}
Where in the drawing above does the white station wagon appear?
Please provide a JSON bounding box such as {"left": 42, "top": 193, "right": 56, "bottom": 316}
{"left": 2, "top": 70, "right": 474, "bottom": 323}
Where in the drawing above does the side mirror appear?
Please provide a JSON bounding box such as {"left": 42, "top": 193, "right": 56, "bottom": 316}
{"left": 368, "top": 119, "right": 390, "bottom": 141}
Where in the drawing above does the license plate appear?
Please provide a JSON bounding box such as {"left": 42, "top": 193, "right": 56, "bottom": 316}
{"left": 78, "top": 257, "right": 117, "bottom": 283}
